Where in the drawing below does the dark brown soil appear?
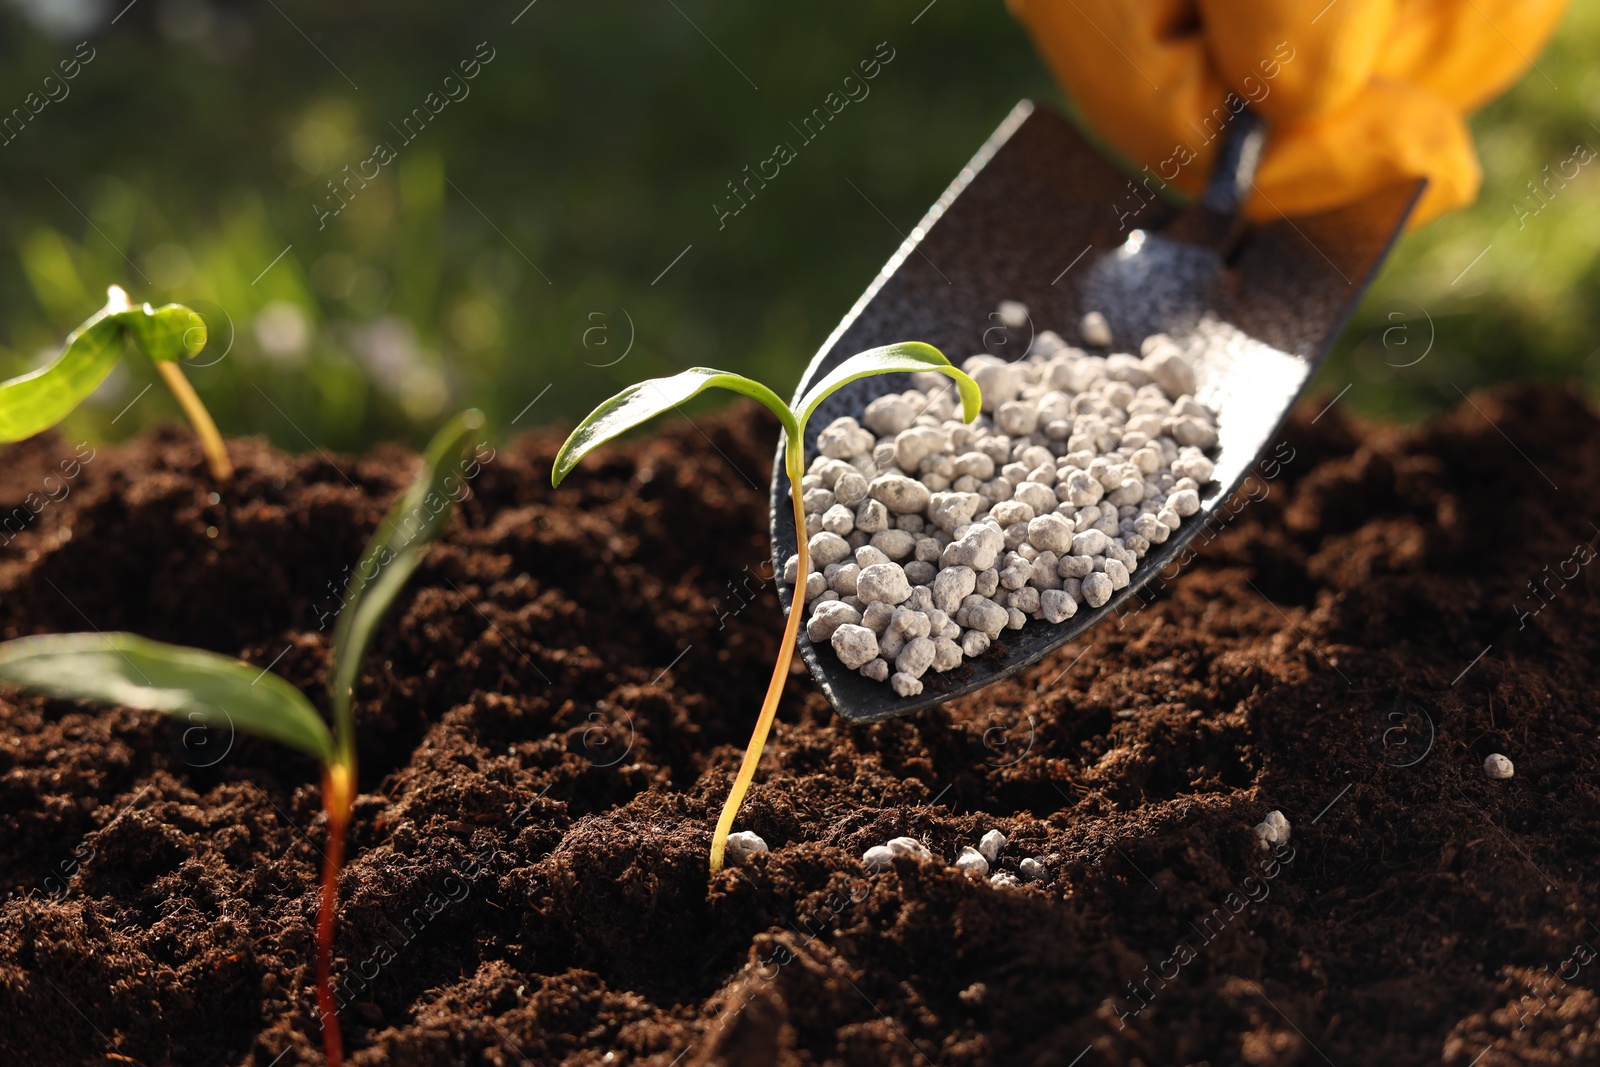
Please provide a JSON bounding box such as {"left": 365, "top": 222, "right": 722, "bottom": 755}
{"left": 2, "top": 384, "right": 1598, "bottom": 1067}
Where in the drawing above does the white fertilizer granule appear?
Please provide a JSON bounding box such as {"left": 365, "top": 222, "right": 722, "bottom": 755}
{"left": 784, "top": 303, "right": 1221, "bottom": 694}
{"left": 723, "top": 831, "right": 769, "bottom": 863}
{"left": 862, "top": 844, "right": 894, "bottom": 872}
{"left": 954, "top": 846, "right": 990, "bottom": 875}
{"left": 1254, "top": 810, "right": 1290, "bottom": 848}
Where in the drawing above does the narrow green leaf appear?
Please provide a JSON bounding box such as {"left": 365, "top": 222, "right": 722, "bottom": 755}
{"left": 795, "top": 342, "right": 981, "bottom": 433}
{"left": 552, "top": 368, "right": 798, "bottom": 487}
{"left": 0, "top": 632, "right": 335, "bottom": 765}
{"left": 0, "top": 285, "right": 209, "bottom": 443}
{"left": 328, "top": 409, "right": 487, "bottom": 746}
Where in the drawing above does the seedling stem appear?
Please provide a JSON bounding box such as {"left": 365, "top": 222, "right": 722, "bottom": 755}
{"left": 155, "top": 360, "right": 233, "bottom": 482}
{"left": 316, "top": 763, "right": 354, "bottom": 1065}
{"left": 708, "top": 440, "right": 808, "bottom": 872}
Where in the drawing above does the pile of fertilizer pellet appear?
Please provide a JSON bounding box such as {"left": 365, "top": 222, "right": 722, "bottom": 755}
{"left": 782, "top": 304, "right": 1221, "bottom": 697}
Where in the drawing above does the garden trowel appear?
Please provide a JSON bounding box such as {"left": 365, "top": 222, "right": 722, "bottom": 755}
{"left": 772, "top": 100, "right": 1421, "bottom": 723}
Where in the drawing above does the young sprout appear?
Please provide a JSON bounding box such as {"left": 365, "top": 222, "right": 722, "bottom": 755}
{"left": 0, "top": 285, "right": 233, "bottom": 481}
{"left": 552, "top": 342, "right": 980, "bottom": 874}
{"left": 0, "top": 409, "right": 485, "bottom": 1067}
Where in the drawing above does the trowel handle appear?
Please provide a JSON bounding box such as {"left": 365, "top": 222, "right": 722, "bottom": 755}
{"left": 1200, "top": 107, "right": 1266, "bottom": 214}
{"left": 1171, "top": 107, "right": 1266, "bottom": 256}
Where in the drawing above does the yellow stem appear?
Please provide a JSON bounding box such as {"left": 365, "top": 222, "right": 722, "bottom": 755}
{"left": 709, "top": 444, "right": 808, "bottom": 874}
{"left": 155, "top": 360, "right": 233, "bottom": 483}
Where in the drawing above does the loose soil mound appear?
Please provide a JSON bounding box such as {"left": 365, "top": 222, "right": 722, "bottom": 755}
{"left": 1, "top": 385, "right": 1597, "bottom": 1067}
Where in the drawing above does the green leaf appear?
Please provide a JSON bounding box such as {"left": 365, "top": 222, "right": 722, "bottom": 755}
{"left": 795, "top": 342, "right": 981, "bottom": 433}
{"left": 121, "top": 302, "right": 208, "bottom": 365}
{"left": 328, "top": 409, "right": 486, "bottom": 749}
{"left": 0, "top": 285, "right": 209, "bottom": 444}
{"left": 552, "top": 368, "right": 798, "bottom": 487}
{"left": 0, "top": 293, "right": 126, "bottom": 443}
{"left": 0, "top": 632, "right": 335, "bottom": 765}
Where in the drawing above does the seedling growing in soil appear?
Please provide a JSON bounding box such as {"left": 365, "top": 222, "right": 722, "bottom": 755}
{"left": 0, "top": 409, "right": 485, "bottom": 1067}
{"left": 0, "top": 285, "right": 232, "bottom": 481}
{"left": 552, "top": 343, "right": 980, "bottom": 874}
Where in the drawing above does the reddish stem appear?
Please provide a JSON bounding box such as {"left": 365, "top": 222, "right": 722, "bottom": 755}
{"left": 316, "top": 767, "right": 353, "bottom": 1067}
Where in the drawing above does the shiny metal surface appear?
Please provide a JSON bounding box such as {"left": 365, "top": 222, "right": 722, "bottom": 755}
{"left": 772, "top": 101, "right": 1420, "bottom": 723}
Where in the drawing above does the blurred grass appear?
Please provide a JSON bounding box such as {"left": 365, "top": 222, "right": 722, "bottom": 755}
{"left": 0, "top": 0, "right": 1593, "bottom": 451}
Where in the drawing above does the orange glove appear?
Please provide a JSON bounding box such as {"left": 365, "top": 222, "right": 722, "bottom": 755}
{"left": 1007, "top": 0, "right": 1569, "bottom": 226}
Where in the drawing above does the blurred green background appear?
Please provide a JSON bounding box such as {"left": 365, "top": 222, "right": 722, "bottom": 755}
{"left": 0, "top": 0, "right": 1594, "bottom": 451}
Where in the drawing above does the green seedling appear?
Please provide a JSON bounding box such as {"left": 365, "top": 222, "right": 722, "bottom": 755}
{"left": 0, "top": 285, "right": 232, "bottom": 482}
{"left": 0, "top": 408, "right": 486, "bottom": 1067}
{"left": 552, "top": 343, "right": 980, "bottom": 874}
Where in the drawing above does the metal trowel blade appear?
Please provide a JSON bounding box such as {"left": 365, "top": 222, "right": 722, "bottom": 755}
{"left": 772, "top": 100, "right": 1421, "bottom": 723}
